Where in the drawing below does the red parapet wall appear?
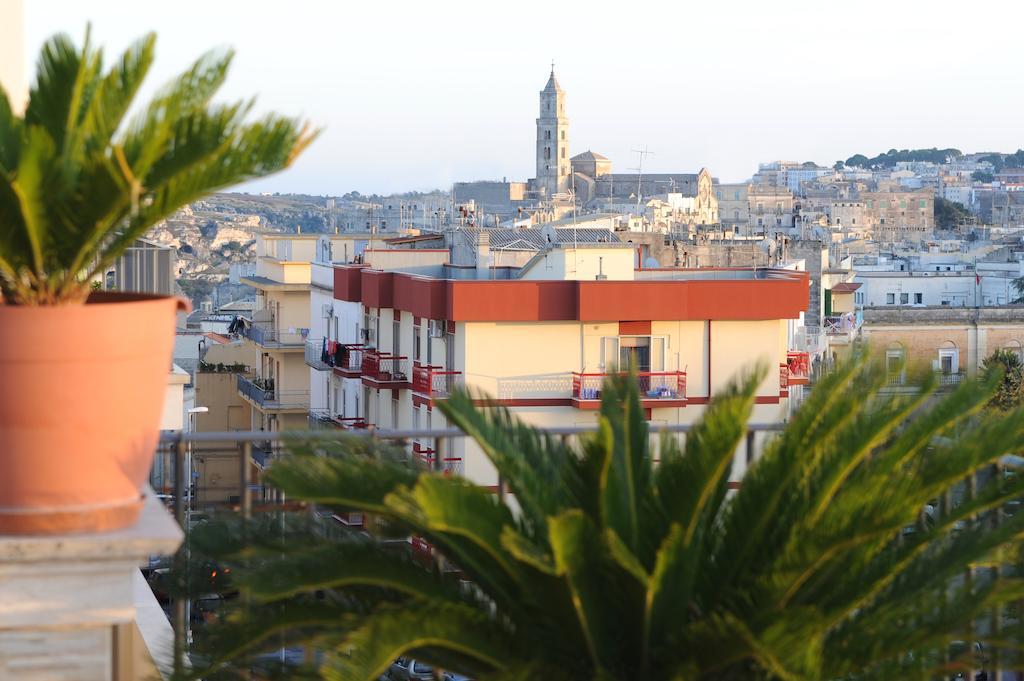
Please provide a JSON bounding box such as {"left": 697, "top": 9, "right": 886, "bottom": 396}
{"left": 334, "top": 265, "right": 809, "bottom": 322}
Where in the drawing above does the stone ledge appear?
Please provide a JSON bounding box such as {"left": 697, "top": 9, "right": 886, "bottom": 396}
{"left": 0, "top": 487, "right": 182, "bottom": 564}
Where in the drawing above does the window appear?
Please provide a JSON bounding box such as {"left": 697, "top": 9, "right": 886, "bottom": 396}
{"left": 886, "top": 348, "right": 906, "bottom": 383}
{"left": 544, "top": 147, "right": 550, "bottom": 160}
{"left": 938, "top": 347, "right": 958, "bottom": 374}
{"left": 561, "top": 148, "right": 565, "bottom": 159}
{"left": 560, "top": 130, "right": 565, "bottom": 140}
{"left": 544, "top": 130, "right": 551, "bottom": 140}
{"left": 392, "top": 318, "right": 400, "bottom": 357}
{"left": 886, "top": 293, "right": 896, "bottom": 305}
{"left": 601, "top": 336, "right": 665, "bottom": 372}
{"left": 900, "top": 293, "right": 909, "bottom": 304}
{"left": 919, "top": 199, "right": 927, "bottom": 208}
{"left": 914, "top": 293, "right": 923, "bottom": 304}
{"left": 734, "top": 191, "right": 740, "bottom": 200}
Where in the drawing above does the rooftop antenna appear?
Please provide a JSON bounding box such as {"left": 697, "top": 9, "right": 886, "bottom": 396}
{"left": 630, "top": 145, "right": 654, "bottom": 216}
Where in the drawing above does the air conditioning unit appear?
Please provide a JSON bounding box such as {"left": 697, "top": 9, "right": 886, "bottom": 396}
{"left": 321, "top": 304, "right": 333, "bottom": 319}
{"left": 428, "top": 320, "right": 445, "bottom": 338}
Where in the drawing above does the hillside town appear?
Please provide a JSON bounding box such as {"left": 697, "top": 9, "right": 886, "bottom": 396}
{"left": 8, "top": 0, "right": 1024, "bottom": 675}
{"left": 102, "top": 67, "right": 1010, "bottom": 515}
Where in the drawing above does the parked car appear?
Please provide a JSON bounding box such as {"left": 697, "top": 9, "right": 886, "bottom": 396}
{"left": 388, "top": 657, "right": 434, "bottom": 680}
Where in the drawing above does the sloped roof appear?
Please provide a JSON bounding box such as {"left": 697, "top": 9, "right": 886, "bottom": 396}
{"left": 572, "top": 150, "right": 609, "bottom": 162}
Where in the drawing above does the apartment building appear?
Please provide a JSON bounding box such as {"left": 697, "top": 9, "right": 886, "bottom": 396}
{"left": 316, "top": 243, "right": 810, "bottom": 488}
{"left": 238, "top": 233, "right": 392, "bottom": 436}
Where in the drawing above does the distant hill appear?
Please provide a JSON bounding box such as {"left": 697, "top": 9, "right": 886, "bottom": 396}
{"left": 840, "top": 148, "right": 963, "bottom": 169}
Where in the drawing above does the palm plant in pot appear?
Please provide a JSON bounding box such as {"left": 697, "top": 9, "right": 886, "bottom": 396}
{"left": 0, "top": 30, "right": 315, "bottom": 534}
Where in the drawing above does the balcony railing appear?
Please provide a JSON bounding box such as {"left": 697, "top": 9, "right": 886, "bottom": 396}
{"left": 241, "top": 320, "right": 306, "bottom": 348}
{"left": 786, "top": 351, "right": 810, "bottom": 385}
{"left": 236, "top": 374, "right": 310, "bottom": 410}
{"left": 361, "top": 351, "right": 410, "bottom": 385}
{"left": 572, "top": 371, "right": 686, "bottom": 403}
{"left": 308, "top": 409, "right": 335, "bottom": 429}
{"left": 333, "top": 416, "right": 371, "bottom": 430}
{"left": 304, "top": 339, "right": 331, "bottom": 371}
{"left": 153, "top": 421, "right": 786, "bottom": 674}
{"left": 938, "top": 371, "right": 965, "bottom": 388}
{"left": 412, "top": 365, "right": 463, "bottom": 399}
{"left": 824, "top": 310, "right": 863, "bottom": 338}
{"left": 332, "top": 344, "right": 365, "bottom": 376}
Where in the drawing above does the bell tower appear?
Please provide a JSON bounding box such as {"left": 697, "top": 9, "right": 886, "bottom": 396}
{"left": 535, "top": 63, "right": 570, "bottom": 199}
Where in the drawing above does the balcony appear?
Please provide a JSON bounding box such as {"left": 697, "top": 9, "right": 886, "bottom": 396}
{"left": 240, "top": 320, "right": 306, "bottom": 349}
{"left": 786, "top": 351, "right": 810, "bottom": 386}
{"left": 236, "top": 374, "right": 310, "bottom": 411}
{"left": 332, "top": 416, "right": 371, "bottom": 430}
{"left": 304, "top": 339, "right": 331, "bottom": 371}
{"left": 361, "top": 350, "right": 410, "bottom": 388}
{"left": 571, "top": 371, "right": 687, "bottom": 409}
{"left": 937, "top": 370, "right": 965, "bottom": 389}
{"left": 412, "top": 364, "right": 463, "bottom": 402}
{"left": 823, "top": 309, "right": 863, "bottom": 345}
{"left": 308, "top": 409, "right": 336, "bottom": 429}
{"left": 413, "top": 441, "right": 464, "bottom": 476}
{"left": 333, "top": 344, "right": 365, "bottom": 378}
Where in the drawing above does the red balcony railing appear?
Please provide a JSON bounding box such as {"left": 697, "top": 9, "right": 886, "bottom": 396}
{"left": 571, "top": 371, "right": 686, "bottom": 402}
{"left": 332, "top": 416, "right": 370, "bottom": 430}
{"left": 413, "top": 442, "right": 464, "bottom": 476}
{"left": 412, "top": 365, "right": 463, "bottom": 399}
{"left": 786, "top": 351, "right": 810, "bottom": 385}
{"left": 361, "top": 351, "right": 410, "bottom": 384}
{"left": 338, "top": 344, "right": 364, "bottom": 372}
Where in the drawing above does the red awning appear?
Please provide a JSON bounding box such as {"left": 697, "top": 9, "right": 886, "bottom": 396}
{"left": 831, "top": 282, "right": 862, "bottom": 293}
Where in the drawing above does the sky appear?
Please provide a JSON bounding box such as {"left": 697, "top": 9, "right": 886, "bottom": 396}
{"left": 22, "top": 0, "right": 1024, "bottom": 195}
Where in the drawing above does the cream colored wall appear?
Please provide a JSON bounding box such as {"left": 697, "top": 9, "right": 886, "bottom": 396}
{"left": 160, "top": 366, "right": 189, "bottom": 431}
{"left": 710, "top": 320, "right": 786, "bottom": 397}
{"left": 520, "top": 247, "right": 635, "bottom": 281}
{"left": 462, "top": 322, "right": 587, "bottom": 398}
{"left": 651, "top": 321, "right": 708, "bottom": 396}
{"left": 258, "top": 259, "right": 312, "bottom": 284}
{"left": 265, "top": 289, "right": 311, "bottom": 330}
{"left": 831, "top": 291, "right": 855, "bottom": 314}
{"left": 194, "top": 372, "right": 250, "bottom": 432}
{"left": 365, "top": 250, "right": 449, "bottom": 270}
{"left": 0, "top": 0, "right": 25, "bottom": 115}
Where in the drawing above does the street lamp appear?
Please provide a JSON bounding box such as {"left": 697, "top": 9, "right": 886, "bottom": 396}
{"left": 183, "top": 407, "right": 208, "bottom": 646}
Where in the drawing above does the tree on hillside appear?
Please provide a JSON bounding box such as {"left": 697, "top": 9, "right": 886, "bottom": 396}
{"left": 973, "top": 170, "right": 995, "bottom": 183}
{"left": 188, "top": 361, "right": 1024, "bottom": 681}
{"left": 935, "top": 197, "right": 973, "bottom": 230}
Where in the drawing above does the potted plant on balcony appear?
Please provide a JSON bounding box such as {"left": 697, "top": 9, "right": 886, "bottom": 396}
{"left": 0, "top": 30, "right": 315, "bottom": 534}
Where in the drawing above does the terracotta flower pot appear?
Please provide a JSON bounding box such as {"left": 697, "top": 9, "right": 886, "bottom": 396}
{"left": 0, "top": 292, "right": 189, "bottom": 535}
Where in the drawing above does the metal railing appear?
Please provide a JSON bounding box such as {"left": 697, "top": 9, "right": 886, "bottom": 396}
{"left": 824, "top": 311, "right": 863, "bottom": 336}
{"left": 412, "top": 365, "right": 463, "bottom": 398}
{"left": 236, "top": 374, "right": 310, "bottom": 410}
{"left": 786, "top": 351, "right": 810, "bottom": 384}
{"left": 241, "top": 321, "right": 306, "bottom": 347}
{"left": 361, "top": 351, "right": 410, "bottom": 384}
{"left": 304, "top": 339, "right": 331, "bottom": 371}
{"left": 572, "top": 371, "right": 686, "bottom": 401}
{"left": 151, "top": 421, "right": 785, "bottom": 677}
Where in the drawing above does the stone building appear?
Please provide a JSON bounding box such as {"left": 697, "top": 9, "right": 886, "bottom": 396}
{"left": 862, "top": 306, "right": 1024, "bottom": 382}
{"left": 531, "top": 67, "right": 571, "bottom": 200}
{"left": 860, "top": 190, "right": 934, "bottom": 242}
